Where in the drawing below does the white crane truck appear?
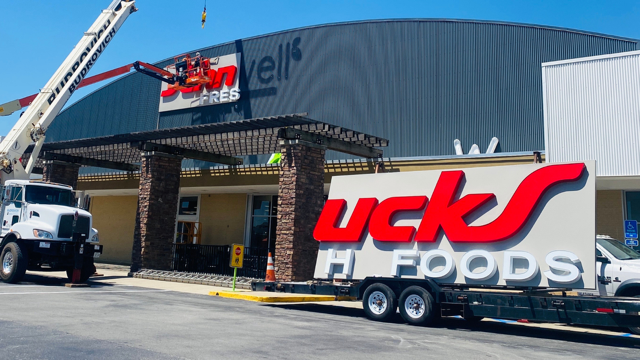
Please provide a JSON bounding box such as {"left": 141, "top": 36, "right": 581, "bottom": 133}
{"left": 255, "top": 161, "right": 640, "bottom": 334}
{"left": 0, "top": 0, "right": 136, "bottom": 283}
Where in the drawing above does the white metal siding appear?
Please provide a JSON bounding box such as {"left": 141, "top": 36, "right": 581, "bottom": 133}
{"left": 543, "top": 51, "right": 640, "bottom": 177}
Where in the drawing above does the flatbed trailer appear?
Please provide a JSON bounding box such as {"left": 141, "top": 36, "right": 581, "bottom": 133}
{"left": 253, "top": 278, "right": 640, "bottom": 333}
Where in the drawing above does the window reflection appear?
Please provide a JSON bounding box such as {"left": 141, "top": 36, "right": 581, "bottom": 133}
{"left": 250, "top": 195, "right": 278, "bottom": 252}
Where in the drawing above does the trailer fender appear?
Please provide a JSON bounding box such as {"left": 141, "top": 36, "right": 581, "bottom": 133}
{"left": 615, "top": 279, "right": 640, "bottom": 297}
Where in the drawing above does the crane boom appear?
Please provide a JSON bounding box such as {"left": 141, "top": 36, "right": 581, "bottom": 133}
{"left": 0, "top": 0, "right": 136, "bottom": 181}
{"left": 0, "top": 63, "right": 134, "bottom": 117}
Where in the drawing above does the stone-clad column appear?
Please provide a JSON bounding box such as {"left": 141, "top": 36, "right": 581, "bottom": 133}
{"left": 130, "top": 152, "right": 182, "bottom": 273}
{"left": 42, "top": 160, "right": 81, "bottom": 189}
{"left": 275, "top": 140, "right": 326, "bottom": 281}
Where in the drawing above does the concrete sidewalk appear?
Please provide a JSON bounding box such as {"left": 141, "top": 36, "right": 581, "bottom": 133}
{"left": 32, "top": 268, "right": 251, "bottom": 296}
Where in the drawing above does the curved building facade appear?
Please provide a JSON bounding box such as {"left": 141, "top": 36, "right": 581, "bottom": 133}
{"left": 48, "top": 19, "right": 639, "bottom": 160}
{"left": 45, "top": 20, "right": 638, "bottom": 265}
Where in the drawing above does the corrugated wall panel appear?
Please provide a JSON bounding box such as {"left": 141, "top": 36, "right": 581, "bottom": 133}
{"left": 543, "top": 52, "right": 640, "bottom": 176}
{"left": 47, "top": 20, "right": 639, "bottom": 166}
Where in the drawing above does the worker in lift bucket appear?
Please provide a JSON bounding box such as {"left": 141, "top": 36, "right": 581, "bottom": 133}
{"left": 176, "top": 57, "right": 189, "bottom": 85}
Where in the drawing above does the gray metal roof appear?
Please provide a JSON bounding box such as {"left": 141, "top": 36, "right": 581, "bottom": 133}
{"left": 47, "top": 19, "right": 640, "bottom": 168}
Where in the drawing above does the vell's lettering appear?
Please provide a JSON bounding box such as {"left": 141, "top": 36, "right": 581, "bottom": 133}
{"left": 245, "top": 37, "right": 302, "bottom": 84}
{"left": 314, "top": 163, "right": 586, "bottom": 243}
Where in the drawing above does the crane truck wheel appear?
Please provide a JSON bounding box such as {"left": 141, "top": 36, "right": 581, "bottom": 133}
{"left": 66, "top": 258, "right": 96, "bottom": 283}
{"left": 398, "top": 286, "right": 437, "bottom": 326}
{"left": 0, "top": 242, "right": 28, "bottom": 283}
{"left": 362, "top": 283, "right": 397, "bottom": 322}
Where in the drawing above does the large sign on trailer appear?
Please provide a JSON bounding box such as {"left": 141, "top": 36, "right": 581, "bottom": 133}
{"left": 314, "top": 162, "right": 596, "bottom": 289}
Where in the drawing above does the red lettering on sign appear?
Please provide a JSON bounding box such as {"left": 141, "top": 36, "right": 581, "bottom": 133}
{"left": 313, "top": 198, "right": 378, "bottom": 242}
{"left": 161, "top": 88, "right": 177, "bottom": 97}
{"left": 207, "top": 66, "right": 238, "bottom": 89}
{"left": 369, "top": 196, "right": 428, "bottom": 242}
{"left": 414, "top": 171, "right": 494, "bottom": 242}
{"left": 160, "top": 65, "right": 238, "bottom": 98}
{"left": 314, "top": 163, "right": 586, "bottom": 243}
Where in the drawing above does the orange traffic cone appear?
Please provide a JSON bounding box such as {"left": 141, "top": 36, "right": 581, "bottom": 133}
{"left": 265, "top": 252, "right": 276, "bottom": 282}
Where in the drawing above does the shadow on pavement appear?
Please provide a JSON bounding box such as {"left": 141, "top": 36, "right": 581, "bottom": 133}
{"left": 7, "top": 273, "right": 118, "bottom": 287}
{"left": 265, "top": 303, "right": 640, "bottom": 350}
{"left": 89, "top": 275, "right": 130, "bottom": 281}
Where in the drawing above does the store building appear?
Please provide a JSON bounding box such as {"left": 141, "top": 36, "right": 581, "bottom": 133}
{"left": 543, "top": 50, "right": 640, "bottom": 245}
{"left": 37, "top": 19, "right": 640, "bottom": 275}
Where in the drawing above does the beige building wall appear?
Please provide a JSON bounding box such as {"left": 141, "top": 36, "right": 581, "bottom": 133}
{"left": 90, "top": 195, "right": 138, "bottom": 265}
{"left": 596, "top": 190, "right": 624, "bottom": 240}
{"left": 199, "top": 193, "right": 247, "bottom": 246}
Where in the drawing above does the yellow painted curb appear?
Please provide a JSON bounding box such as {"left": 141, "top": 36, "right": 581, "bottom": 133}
{"left": 210, "top": 291, "right": 354, "bottom": 303}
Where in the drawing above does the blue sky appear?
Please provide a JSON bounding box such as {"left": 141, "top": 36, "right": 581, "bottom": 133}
{"left": 1, "top": 0, "right": 639, "bottom": 135}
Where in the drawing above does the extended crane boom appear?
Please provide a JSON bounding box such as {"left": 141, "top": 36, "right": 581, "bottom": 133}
{"left": 0, "top": 0, "right": 137, "bottom": 180}
{"left": 0, "top": 64, "right": 134, "bottom": 117}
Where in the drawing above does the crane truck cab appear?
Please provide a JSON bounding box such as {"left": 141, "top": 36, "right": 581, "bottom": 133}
{"left": 0, "top": 0, "right": 136, "bottom": 283}
{"left": 0, "top": 180, "right": 101, "bottom": 283}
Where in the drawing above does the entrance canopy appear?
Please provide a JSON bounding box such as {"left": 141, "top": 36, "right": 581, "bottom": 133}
{"left": 28, "top": 114, "right": 388, "bottom": 172}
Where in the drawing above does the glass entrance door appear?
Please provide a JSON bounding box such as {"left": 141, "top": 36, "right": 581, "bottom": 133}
{"left": 176, "top": 195, "right": 200, "bottom": 244}
{"left": 250, "top": 195, "right": 278, "bottom": 252}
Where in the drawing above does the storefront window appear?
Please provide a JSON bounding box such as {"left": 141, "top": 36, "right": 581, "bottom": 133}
{"left": 626, "top": 192, "right": 640, "bottom": 223}
{"left": 250, "top": 195, "right": 278, "bottom": 251}
{"left": 179, "top": 196, "right": 199, "bottom": 216}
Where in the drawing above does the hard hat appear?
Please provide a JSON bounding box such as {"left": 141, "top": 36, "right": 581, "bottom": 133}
{"left": 196, "top": 52, "right": 201, "bottom": 57}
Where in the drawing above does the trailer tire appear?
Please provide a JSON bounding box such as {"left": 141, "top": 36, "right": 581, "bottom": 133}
{"left": 398, "top": 286, "right": 436, "bottom": 326}
{"left": 66, "top": 258, "right": 96, "bottom": 283}
{"left": 629, "top": 295, "right": 640, "bottom": 335}
{"left": 362, "top": 283, "right": 397, "bottom": 322}
{"left": 0, "top": 242, "right": 27, "bottom": 283}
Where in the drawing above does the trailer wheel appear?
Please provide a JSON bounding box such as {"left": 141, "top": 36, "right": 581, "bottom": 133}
{"left": 0, "top": 242, "right": 27, "bottom": 283}
{"left": 66, "top": 258, "right": 96, "bottom": 283}
{"left": 629, "top": 295, "right": 640, "bottom": 335}
{"left": 398, "top": 286, "right": 436, "bottom": 325}
{"left": 362, "top": 283, "right": 397, "bottom": 322}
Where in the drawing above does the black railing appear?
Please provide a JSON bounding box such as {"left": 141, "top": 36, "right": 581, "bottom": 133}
{"left": 171, "top": 244, "right": 271, "bottom": 279}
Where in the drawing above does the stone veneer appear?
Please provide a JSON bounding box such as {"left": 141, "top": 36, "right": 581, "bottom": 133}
{"left": 275, "top": 140, "right": 325, "bottom": 281}
{"left": 42, "top": 160, "right": 81, "bottom": 189}
{"left": 130, "top": 152, "right": 182, "bottom": 272}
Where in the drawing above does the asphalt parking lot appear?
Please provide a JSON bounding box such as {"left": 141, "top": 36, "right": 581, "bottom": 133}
{"left": 0, "top": 271, "right": 637, "bottom": 360}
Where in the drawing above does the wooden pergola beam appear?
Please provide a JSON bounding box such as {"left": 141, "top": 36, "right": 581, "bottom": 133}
{"left": 43, "top": 152, "right": 140, "bottom": 172}
{"left": 132, "top": 141, "right": 243, "bottom": 166}
{"left": 278, "top": 128, "right": 383, "bottom": 158}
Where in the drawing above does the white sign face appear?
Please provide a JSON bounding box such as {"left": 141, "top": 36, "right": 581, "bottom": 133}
{"left": 313, "top": 162, "right": 596, "bottom": 289}
{"left": 158, "top": 53, "right": 241, "bottom": 113}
